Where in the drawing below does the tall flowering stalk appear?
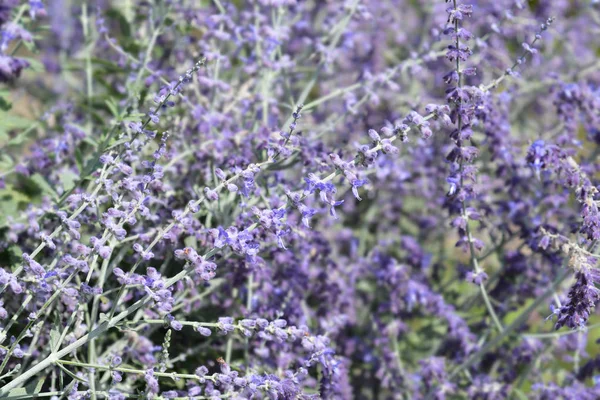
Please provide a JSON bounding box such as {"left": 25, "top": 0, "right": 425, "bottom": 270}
{"left": 443, "top": 0, "right": 503, "bottom": 332}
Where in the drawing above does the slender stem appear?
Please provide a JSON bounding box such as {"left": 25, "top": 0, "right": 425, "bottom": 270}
{"left": 225, "top": 337, "right": 233, "bottom": 364}
{"left": 82, "top": 4, "right": 94, "bottom": 132}
{"left": 481, "top": 20, "right": 553, "bottom": 92}
{"left": 0, "top": 271, "right": 78, "bottom": 375}
{"left": 522, "top": 323, "right": 600, "bottom": 339}
{"left": 574, "top": 330, "right": 582, "bottom": 373}
{"left": 0, "top": 391, "right": 139, "bottom": 400}
{"left": 0, "top": 295, "right": 31, "bottom": 344}
{"left": 448, "top": 267, "right": 570, "bottom": 380}
{"left": 451, "top": 0, "right": 503, "bottom": 333}
{"left": 56, "top": 360, "right": 217, "bottom": 383}
{"left": 245, "top": 271, "right": 253, "bottom": 365}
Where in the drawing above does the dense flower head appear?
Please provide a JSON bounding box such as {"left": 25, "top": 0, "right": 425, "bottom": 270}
{"left": 554, "top": 269, "right": 600, "bottom": 330}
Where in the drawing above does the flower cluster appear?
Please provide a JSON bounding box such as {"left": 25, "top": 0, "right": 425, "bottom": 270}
{"left": 0, "top": 1, "right": 40, "bottom": 82}
{"left": 0, "top": 0, "right": 599, "bottom": 399}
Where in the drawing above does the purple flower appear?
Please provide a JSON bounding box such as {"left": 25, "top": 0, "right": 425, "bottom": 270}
{"left": 350, "top": 179, "right": 367, "bottom": 201}
{"left": 554, "top": 269, "right": 600, "bottom": 330}
{"left": 144, "top": 369, "right": 159, "bottom": 394}
{"left": 196, "top": 326, "right": 212, "bottom": 337}
{"left": 466, "top": 271, "right": 488, "bottom": 285}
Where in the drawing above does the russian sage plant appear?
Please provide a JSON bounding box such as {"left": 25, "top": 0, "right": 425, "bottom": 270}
{"left": 0, "top": 0, "right": 600, "bottom": 399}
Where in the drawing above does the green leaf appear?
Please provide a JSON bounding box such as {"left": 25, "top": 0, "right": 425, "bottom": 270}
{"left": 184, "top": 235, "right": 198, "bottom": 249}
{"left": 91, "top": 57, "right": 126, "bottom": 73}
{"left": 21, "top": 39, "right": 37, "bottom": 52}
{"left": 30, "top": 174, "right": 59, "bottom": 201}
{"left": 8, "top": 245, "right": 23, "bottom": 264}
{"left": 0, "top": 111, "right": 33, "bottom": 138}
{"left": 98, "top": 313, "right": 109, "bottom": 324}
{"left": 58, "top": 170, "right": 79, "bottom": 193}
{"left": 106, "top": 138, "right": 130, "bottom": 151}
{"left": 105, "top": 98, "right": 120, "bottom": 119}
{"left": 20, "top": 57, "right": 45, "bottom": 73}
{"left": 164, "top": 16, "right": 175, "bottom": 26}
{"left": 3, "top": 377, "right": 45, "bottom": 399}
{"left": 49, "top": 323, "right": 61, "bottom": 353}
{"left": 266, "top": 154, "right": 301, "bottom": 171}
{"left": 6, "top": 123, "right": 38, "bottom": 146}
{"left": 106, "top": 8, "right": 132, "bottom": 37}
{"left": 0, "top": 91, "right": 12, "bottom": 111}
{"left": 74, "top": 147, "right": 84, "bottom": 173}
{"left": 57, "top": 363, "right": 87, "bottom": 383}
{"left": 0, "top": 154, "right": 14, "bottom": 170}
{"left": 82, "top": 136, "right": 99, "bottom": 147}
{"left": 122, "top": 113, "right": 146, "bottom": 121}
{"left": 0, "top": 184, "right": 32, "bottom": 227}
